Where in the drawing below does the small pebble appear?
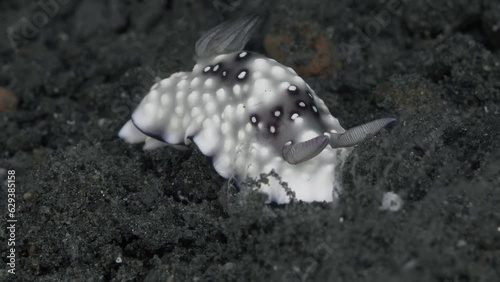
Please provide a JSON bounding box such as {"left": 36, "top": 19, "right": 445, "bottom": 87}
{"left": 380, "top": 192, "right": 403, "bottom": 212}
{"left": 33, "top": 148, "right": 45, "bottom": 163}
{"left": 23, "top": 191, "right": 37, "bottom": 201}
{"left": 0, "top": 87, "right": 18, "bottom": 112}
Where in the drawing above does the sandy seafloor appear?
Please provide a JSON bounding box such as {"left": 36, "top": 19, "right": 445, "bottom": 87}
{"left": 0, "top": 0, "right": 499, "bottom": 281}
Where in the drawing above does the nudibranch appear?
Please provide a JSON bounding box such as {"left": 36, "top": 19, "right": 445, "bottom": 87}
{"left": 119, "top": 14, "right": 395, "bottom": 203}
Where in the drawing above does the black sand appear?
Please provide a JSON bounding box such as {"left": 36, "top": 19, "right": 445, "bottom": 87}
{"left": 1, "top": 0, "right": 499, "bottom": 281}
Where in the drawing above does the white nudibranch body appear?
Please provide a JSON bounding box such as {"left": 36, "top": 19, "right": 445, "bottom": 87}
{"left": 119, "top": 14, "right": 395, "bottom": 204}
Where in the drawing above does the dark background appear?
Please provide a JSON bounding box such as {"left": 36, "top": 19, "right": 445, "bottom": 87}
{"left": 1, "top": 0, "right": 499, "bottom": 281}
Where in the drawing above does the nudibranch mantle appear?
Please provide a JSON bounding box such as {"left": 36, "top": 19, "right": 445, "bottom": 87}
{"left": 119, "top": 14, "right": 395, "bottom": 203}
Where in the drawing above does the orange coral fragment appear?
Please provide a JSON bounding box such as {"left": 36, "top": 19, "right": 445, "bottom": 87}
{"left": 0, "top": 87, "right": 18, "bottom": 112}
{"left": 264, "top": 21, "right": 341, "bottom": 78}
